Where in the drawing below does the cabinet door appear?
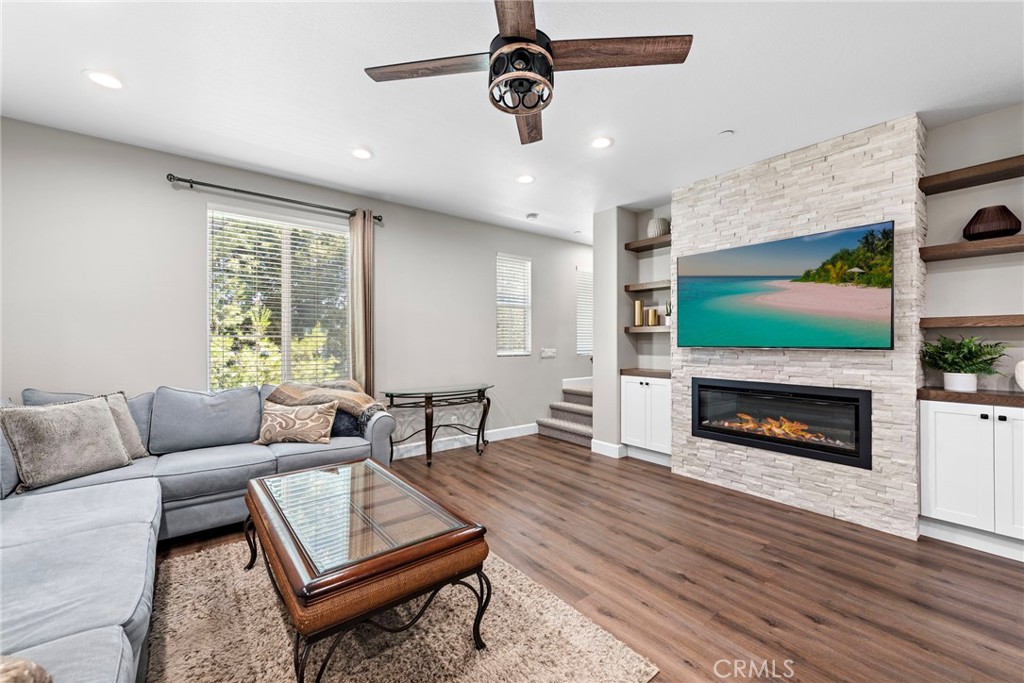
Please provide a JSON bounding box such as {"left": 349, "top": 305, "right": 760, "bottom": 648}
{"left": 994, "top": 407, "right": 1024, "bottom": 540}
{"left": 920, "top": 401, "right": 995, "bottom": 531}
{"left": 646, "top": 378, "right": 673, "bottom": 454}
{"left": 620, "top": 377, "right": 647, "bottom": 447}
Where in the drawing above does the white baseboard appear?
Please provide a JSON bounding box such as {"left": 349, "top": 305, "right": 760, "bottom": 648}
{"left": 392, "top": 423, "right": 539, "bottom": 461}
{"left": 562, "top": 376, "right": 592, "bottom": 389}
{"left": 919, "top": 516, "right": 1024, "bottom": 562}
{"left": 625, "top": 445, "right": 671, "bottom": 467}
{"left": 591, "top": 439, "right": 626, "bottom": 459}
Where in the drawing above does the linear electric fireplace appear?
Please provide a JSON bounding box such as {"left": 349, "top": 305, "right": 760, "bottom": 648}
{"left": 692, "top": 378, "right": 871, "bottom": 469}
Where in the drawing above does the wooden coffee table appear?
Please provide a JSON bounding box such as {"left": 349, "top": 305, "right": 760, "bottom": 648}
{"left": 243, "top": 459, "right": 490, "bottom": 683}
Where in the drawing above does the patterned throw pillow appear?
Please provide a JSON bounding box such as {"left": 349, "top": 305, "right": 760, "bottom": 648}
{"left": 0, "top": 656, "right": 52, "bottom": 683}
{"left": 256, "top": 401, "right": 337, "bottom": 445}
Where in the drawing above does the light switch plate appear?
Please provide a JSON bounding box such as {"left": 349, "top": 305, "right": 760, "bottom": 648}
{"left": 541, "top": 348, "right": 557, "bottom": 359}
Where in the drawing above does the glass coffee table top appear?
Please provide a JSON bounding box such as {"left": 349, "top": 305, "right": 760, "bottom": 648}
{"left": 262, "top": 460, "right": 464, "bottom": 574}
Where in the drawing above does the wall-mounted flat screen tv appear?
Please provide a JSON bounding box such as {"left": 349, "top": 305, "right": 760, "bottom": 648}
{"left": 676, "top": 221, "right": 895, "bottom": 349}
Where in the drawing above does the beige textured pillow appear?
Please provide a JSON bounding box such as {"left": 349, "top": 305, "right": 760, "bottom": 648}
{"left": 102, "top": 392, "right": 149, "bottom": 458}
{"left": 0, "top": 397, "right": 131, "bottom": 491}
{"left": 0, "top": 656, "right": 52, "bottom": 683}
{"left": 256, "top": 401, "right": 336, "bottom": 445}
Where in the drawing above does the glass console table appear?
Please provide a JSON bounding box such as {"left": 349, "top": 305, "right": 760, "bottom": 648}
{"left": 383, "top": 384, "right": 493, "bottom": 467}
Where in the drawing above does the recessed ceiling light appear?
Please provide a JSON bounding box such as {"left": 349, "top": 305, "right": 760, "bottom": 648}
{"left": 351, "top": 147, "right": 374, "bottom": 160}
{"left": 83, "top": 70, "right": 123, "bottom": 89}
{"left": 591, "top": 136, "right": 614, "bottom": 149}
{"left": 718, "top": 129, "right": 735, "bottom": 138}
{"left": 574, "top": 230, "right": 582, "bottom": 234}
{"left": 515, "top": 174, "right": 535, "bottom": 184}
{"left": 526, "top": 213, "right": 539, "bottom": 221}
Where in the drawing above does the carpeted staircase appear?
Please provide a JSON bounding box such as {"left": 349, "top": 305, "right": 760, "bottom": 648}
{"left": 537, "top": 386, "right": 592, "bottom": 447}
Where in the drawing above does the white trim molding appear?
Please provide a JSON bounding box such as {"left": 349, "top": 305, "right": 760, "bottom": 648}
{"left": 919, "top": 516, "right": 1024, "bottom": 562}
{"left": 591, "top": 439, "right": 626, "bottom": 459}
{"left": 391, "top": 423, "right": 539, "bottom": 461}
{"left": 625, "top": 445, "right": 671, "bottom": 467}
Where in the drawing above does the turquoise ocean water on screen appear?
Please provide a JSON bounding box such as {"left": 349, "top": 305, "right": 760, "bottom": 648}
{"left": 676, "top": 276, "right": 892, "bottom": 348}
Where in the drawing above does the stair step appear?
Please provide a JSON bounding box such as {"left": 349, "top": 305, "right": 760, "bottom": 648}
{"left": 537, "top": 417, "right": 592, "bottom": 448}
{"left": 536, "top": 417, "right": 592, "bottom": 437}
{"left": 562, "top": 386, "right": 593, "bottom": 407}
{"left": 549, "top": 401, "right": 593, "bottom": 427}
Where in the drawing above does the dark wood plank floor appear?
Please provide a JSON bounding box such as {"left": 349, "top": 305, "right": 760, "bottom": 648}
{"left": 161, "top": 435, "right": 1024, "bottom": 682}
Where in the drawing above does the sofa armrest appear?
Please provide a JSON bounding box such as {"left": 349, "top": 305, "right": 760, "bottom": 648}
{"left": 364, "top": 410, "right": 397, "bottom": 466}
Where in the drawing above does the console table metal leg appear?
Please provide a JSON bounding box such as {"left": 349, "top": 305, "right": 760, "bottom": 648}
{"left": 475, "top": 394, "right": 491, "bottom": 456}
{"left": 243, "top": 516, "right": 257, "bottom": 570}
{"left": 424, "top": 396, "right": 434, "bottom": 467}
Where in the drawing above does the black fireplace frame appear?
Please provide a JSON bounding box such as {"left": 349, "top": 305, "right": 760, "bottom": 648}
{"left": 691, "top": 378, "right": 872, "bottom": 469}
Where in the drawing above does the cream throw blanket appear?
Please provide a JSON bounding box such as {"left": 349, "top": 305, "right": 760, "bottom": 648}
{"left": 265, "top": 380, "right": 384, "bottom": 433}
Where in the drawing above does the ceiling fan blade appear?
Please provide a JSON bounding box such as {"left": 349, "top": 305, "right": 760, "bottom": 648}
{"left": 365, "top": 52, "right": 490, "bottom": 82}
{"left": 516, "top": 112, "right": 543, "bottom": 145}
{"left": 551, "top": 36, "right": 693, "bottom": 71}
{"left": 494, "top": 0, "right": 536, "bottom": 39}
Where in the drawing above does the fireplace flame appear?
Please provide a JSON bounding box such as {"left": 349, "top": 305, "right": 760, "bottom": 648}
{"left": 719, "top": 412, "right": 828, "bottom": 443}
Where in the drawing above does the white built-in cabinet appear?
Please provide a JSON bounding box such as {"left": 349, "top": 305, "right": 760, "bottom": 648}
{"left": 621, "top": 376, "right": 672, "bottom": 454}
{"left": 920, "top": 400, "right": 1024, "bottom": 539}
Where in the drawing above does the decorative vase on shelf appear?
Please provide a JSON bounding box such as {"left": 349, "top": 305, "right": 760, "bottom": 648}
{"left": 943, "top": 372, "right": 978, "bottom": 393}
{"left": 962, "top": 205, "right": 1021, "bottom": 241}
{"left": 1015, "top": 360, "right": 1024, "bottom": 390}
{"left": 646, "top": 217, "right": 670, "bottom": 239}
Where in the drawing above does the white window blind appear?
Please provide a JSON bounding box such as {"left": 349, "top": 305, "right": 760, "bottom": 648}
{"left": 496, "top": 253, "right": 532, "bottom": 357}
{"left": 576, "top": 268, "right": 593, "bottom": 355}
{"left": 208, "top": 209, "right": 350, "bottom": 390}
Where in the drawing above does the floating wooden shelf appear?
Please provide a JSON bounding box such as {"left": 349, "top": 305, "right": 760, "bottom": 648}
{"left": 919, "top": 154, "right": 1024, "bottom": 196}
{"left": 620, "top": 368, "right": 671, "bottom": 379}
{"left": 624, "top": 326, "right": 670, "bottom": 334}
{"left": 920, "top": 314, "right": 1024, "bottom": 329}
{"left": 624, "top": 234, "right": 671, "bottom": 253}
{"left": 918, "top": 387, "right": 1024, "bottom": 409}
{"left": 624, "top": 279, "right": 671, "bottom": 293}
{"left": 920, "top": 235, "right": 1024, "bottom": 262}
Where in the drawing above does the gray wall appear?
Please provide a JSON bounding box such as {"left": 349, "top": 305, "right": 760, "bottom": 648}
{"left": 923, "top": 104, "right": 1023, "bottom": 390}
{"left": 0, "top": 119, "right": 592, "bottom": 432}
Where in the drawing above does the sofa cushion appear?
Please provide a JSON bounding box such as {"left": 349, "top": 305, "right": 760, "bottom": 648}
{"left": 256, "top": 401, "right": 336, "bottom": 445}
{"left": 153, "top": 443, "right": 274, "bottom": 502}
{"left": 0, "top": 523, "right": 155, "bottom": 656}
{"left": 1, "top": 400, "right": 17, "bottom": 498}
{"left": 21, "top": 389, "right": 155, "bottom": 452}
{"left": 149, "top": 386, "right": 261, "bottom": 455}
{"left": 2, "top": 478, "right": 162, "bottom": 548}
{"left": 18, "top": 456, "right": 158, "bottom": 497}
{"left": 7, "top": 627, "right": 133, "bottom": 683}
{"left": 0, "top": 398, "right": 131, "bottom": 491}
{"left": 103, "top": 393, "right": 148, "bottom": 459}
{"left": 269, "top": 437, "right": 371, "bottom": 473}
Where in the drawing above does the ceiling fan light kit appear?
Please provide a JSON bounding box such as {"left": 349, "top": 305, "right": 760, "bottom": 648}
{"left": 489, "top": 31, "right": 554, "bottom": 115}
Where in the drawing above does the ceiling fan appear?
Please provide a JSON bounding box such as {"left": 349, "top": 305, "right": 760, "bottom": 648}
{"left": 365, "top": 0, "right": 693, "bottom": 145}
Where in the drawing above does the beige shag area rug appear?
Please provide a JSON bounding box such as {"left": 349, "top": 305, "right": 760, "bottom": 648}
{"left": 148, "top": 541, "right": 658, "bottom": 683}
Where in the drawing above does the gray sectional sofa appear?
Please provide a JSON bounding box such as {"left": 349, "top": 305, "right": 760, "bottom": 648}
{"left": 0, "top": 384, "right": 396, "bottom": 683}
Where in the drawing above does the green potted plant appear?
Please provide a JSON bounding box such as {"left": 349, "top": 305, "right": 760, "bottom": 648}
{"left": 920, "top": 335, "right": 1007, "bottom": 393}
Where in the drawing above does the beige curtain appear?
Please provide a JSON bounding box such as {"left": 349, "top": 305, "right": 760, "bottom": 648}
{"left": 349, "top": 209, "right": 375, "bottom": 396}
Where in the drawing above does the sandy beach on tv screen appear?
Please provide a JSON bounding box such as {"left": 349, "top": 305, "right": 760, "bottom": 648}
{"left": 753, "top": 281, "right": 892, "bottom": 321}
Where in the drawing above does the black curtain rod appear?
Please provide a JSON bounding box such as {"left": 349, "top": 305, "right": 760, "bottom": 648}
{"left": 166, "top": 174, "right": 382, "bottom": 223}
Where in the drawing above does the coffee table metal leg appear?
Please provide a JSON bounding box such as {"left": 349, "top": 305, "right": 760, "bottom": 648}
{"left": 243, "top": 516, "right": 258, "bottom": 570}
{"left": 456, "top": 569, "right": 492, "bottom": 650}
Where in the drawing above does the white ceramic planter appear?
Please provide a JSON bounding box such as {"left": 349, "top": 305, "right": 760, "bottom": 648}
{"left": 943, "top": 372, "right": 978, "bottom": 393}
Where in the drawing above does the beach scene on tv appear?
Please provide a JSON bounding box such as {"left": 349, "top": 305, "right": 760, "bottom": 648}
{"left": 676, "top": 222, "right": 895, "bottom": 349}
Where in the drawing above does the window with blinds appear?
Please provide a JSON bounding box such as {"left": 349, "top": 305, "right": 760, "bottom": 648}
{"left": 208, "top": 208, "right": 350, "bottom": 390}
{"left": 576, "top": 268, "right": 593, "bottom": 355}
{"left": 496, "top": 253, "right": 532, "bottom": 357}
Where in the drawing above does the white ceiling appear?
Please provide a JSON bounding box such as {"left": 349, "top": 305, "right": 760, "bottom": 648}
{"left": 2, "top": 2, "right": 1022, "bottom": 245}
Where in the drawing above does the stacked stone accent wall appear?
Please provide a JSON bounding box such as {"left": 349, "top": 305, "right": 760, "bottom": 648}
{"left": 671, "top": 115, "right": 926, "bottom": 539}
